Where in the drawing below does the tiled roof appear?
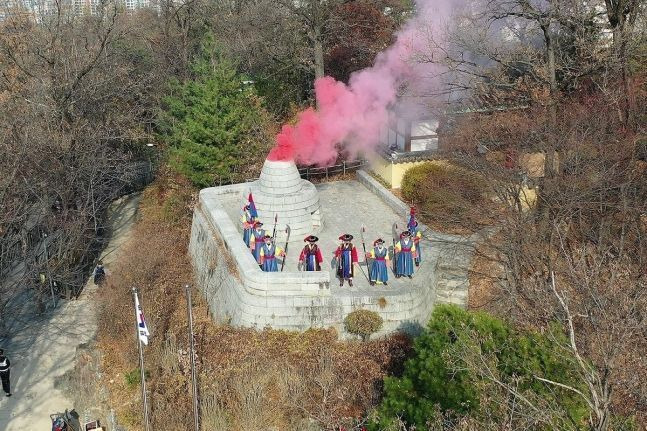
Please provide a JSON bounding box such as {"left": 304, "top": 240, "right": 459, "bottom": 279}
{"left": 376, "top": 147, "right": 440, "bottom": 164}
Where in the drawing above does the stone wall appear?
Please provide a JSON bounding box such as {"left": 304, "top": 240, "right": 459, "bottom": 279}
{"left": 189, "top": 176, "right": 474, "bottom": 338}
{"left": 357, "top": 170, "right": 475, "bottom": 308}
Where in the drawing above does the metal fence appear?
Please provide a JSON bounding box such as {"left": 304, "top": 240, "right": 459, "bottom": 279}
{"left": 298, "top": 159, "right": 368, "bottom": 181}
{"left": 213, "top": 159, "right": 368, "bottom": 186}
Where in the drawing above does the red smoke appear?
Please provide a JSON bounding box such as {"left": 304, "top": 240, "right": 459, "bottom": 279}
{"left": 268, "top": 0, "right": 453, "bottom": 165}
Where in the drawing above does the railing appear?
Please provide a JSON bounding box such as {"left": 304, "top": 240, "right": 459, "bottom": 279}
{"left": 212, "top": 159, "right": 369, "bottom": 186}
{"left": 298, "top": 159, "right": 368, "bottom": 181}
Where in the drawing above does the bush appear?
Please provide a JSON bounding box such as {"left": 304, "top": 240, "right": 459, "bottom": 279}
{"left": 344, "top": 309, "right": 384, "bottom": 341}
{"left": 371, "top": 305, "right": 589, "bottom": 430}
{"left": 400, "top": 162, "right": 488, "bottom": 229}
{"left": 124, "top": 368, "right": 149, "bottom": 389}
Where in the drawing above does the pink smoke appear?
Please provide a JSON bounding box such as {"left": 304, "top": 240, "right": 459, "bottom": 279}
{"left": 268, "top": 0, "right": 453, "bottom": 165}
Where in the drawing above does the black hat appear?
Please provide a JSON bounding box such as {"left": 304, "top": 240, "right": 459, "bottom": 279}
{"left": 254, "top": 221, "right": 263, "bottom": 227}
{"left": 400, "top": 231, "right": 411, "bottom": 238}
{"left": 263, "top": 234, "right": 272, "bottom": 240}
{"left": 373, "top": 238, "right": 385, "bottom": 246}
{"left": 339, "top": 234, "right": 353, "bottom": 241}
{"left": 304, "top": 235, "right": 319, "bottom": 243}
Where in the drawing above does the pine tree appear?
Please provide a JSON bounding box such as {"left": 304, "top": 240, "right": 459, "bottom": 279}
{"left": 159, "top": 37, "right": 270, "bottom": 187}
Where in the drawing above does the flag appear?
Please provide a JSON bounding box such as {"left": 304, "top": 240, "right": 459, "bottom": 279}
{"left": 134, "top": 292, "right": 150, "bottom": 345}
{"left": 247, "top": 193, "right": 258, "bottom": 218}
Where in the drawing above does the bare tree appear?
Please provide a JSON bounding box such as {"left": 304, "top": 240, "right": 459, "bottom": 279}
{"left": 0, "top": 1, "right": 161, "bottom": 328}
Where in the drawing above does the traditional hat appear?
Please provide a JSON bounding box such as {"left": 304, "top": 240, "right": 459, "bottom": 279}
{"left": 400, "top": 231, "right": 411, "bottom": 238}
{"left": 254, "top": 221, "right": 263, "bottom": 227}
{"left": 373, "top": 238, "right": 385, "bottom": 246}
{"left": 263, "top": 234, "right": 272, "bottom": 240}
{"left": 304, "top": 235, "right": 319, "bottom": 243}
{"left": 339, "top": 234, "right": 353, "bottom": 241}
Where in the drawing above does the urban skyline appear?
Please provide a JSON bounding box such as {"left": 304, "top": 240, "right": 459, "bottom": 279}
{"left": 0, "top": 0, "right": 157, "bottom": 21}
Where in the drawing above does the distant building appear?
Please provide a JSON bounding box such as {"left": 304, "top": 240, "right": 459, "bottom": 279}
{"left": 0, "top": 0, "right": 158, "bottom": 21}
{"left": 371, "top": 111, "right": 442, "bottom": 189}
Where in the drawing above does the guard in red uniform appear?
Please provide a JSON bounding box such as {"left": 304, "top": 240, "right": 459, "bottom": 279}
{"left": 299, "top": 235, "right": 323, "bottom": 271}
{"left": 335, "top": 234, "right": 358, "bottom": 287}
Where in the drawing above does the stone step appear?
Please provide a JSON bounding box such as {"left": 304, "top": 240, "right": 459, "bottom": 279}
{"left": 436, "top": 295, "right": 468, "bottom": 308}
{"left": 436, "top": 289, "right": 468, "bottom": 300}
{"left": 436, "top": 279, "right": 468, "bottom": 290}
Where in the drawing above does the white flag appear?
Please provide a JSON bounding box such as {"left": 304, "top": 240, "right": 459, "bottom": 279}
{"left": 134, "top": 292, "right": 150, "bottom": 345}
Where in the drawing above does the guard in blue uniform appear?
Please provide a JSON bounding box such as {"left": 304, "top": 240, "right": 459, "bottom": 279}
{"left": 249, "top": 221, "right": 266, "bottom": 264}
{"left": 407, "top": 207, "right": 422, "bottom": 266}
{"left": 410, "top": 221, "right": 423, "bottom": 266}
{"left": 367, "top": 238, "right": 390, "bottom": 286}
{"left": 259, "top": 235, "right": 285, "bottom": 272}
{"left": 241, "top": 205, "right": 255, "bottom": 247}
{"left": 394, "top": 231, "right": 416, "bottom": 278}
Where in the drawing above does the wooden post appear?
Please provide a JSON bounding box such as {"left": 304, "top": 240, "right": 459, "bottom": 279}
{"left": 343, "top": 161, "right": 346, "bottom": 175}
{"left": 404, "top": 119, "right": 412, "bottom": 152}
{"left": 185, "top": 285, "right": 200, "bottom": 431}
{"left": 132, "top": 288, "right": 151, "bottom": 431}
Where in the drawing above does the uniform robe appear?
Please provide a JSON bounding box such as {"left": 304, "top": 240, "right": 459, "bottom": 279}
{"left": 299, "top": 244, "right": 323, "bottom": 271}
{"left": 241, "top": 210, "right": 254, "bottom": 247}
{"left": 335, "top": 243, "right": 358, "bottom": 279}
{"left": 368, "top": 246, "right": 389, "bottom": 284}
{"left": 394, "top": 238, "right": 416, "bottom": 276}
{"left": 259, "top": 243, "right": 284, "bottom": 272}
{"left": 410, "top": 226, "right": 423, "bottom": 264}
{"left": 250, "top": 229, "right": 266, "bottom": 262}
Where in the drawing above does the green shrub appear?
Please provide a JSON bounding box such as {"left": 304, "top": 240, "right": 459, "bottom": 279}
{"left": 400, "top": 162, "right": 488, "bottom": 227}
{"left": 371, "top": 305, "right": 589, "bottom": 430}
{"left": 124, "top": 368, "right": 150, "bottom": 389}
{"left": 344, "top": 309, "right": 384, "bottom": 341}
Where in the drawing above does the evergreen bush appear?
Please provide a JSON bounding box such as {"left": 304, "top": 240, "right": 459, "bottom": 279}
{"left": 371, "top": 305, "right": 589, "bottom": 430}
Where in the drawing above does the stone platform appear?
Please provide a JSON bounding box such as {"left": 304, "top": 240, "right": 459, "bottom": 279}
{"left": 189, "top": 170, "right": 473, "bottom": 338}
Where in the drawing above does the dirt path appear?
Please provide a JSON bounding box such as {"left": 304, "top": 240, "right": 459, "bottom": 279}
{"left": 0, "top": 193, "right": 141, "bottom": 431}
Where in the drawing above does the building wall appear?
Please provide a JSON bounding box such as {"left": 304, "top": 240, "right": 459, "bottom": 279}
{"left": 390, "top": 161, "right": 429, "bottom": 189}
{"left": 369, "top": 156, "right": 393, "bottom": 186}
{"left": 370, "top": 157, "right": 451, "bottom": 189}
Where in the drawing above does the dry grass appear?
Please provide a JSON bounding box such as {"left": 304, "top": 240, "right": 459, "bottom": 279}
{"left": 96, "top": 172, "right": 413, "bottom": 431}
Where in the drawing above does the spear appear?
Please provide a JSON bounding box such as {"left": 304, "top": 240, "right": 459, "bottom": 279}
{"left": 280, "top": 225, "right": 291, "bottom": 272}
{"left": 355, "top": 254, "right": 370, "bottom": 284}
{"left": 391, "top": 222, "right": 399, "bottom": 274}
{"left": 271, "top": 213, "right": 278, "bottom": 242}
{"left": 360, "top": 224, "right": 369, "bottom": 271}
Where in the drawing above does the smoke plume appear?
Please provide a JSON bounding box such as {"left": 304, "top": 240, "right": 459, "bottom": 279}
{"left": 267, "top": 0, "right": 454, "bottom": 165}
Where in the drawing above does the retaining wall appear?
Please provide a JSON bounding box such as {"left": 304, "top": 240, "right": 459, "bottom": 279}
{"left": 189, "top": 175, "right": 472, "bottom": 337}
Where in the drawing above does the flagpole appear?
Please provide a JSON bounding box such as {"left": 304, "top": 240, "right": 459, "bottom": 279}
{"left": 132, "top": 287, "right": 151, "bottom": 431}
{"left": 185, "top": 285, "right": 200, "bottom": 431}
